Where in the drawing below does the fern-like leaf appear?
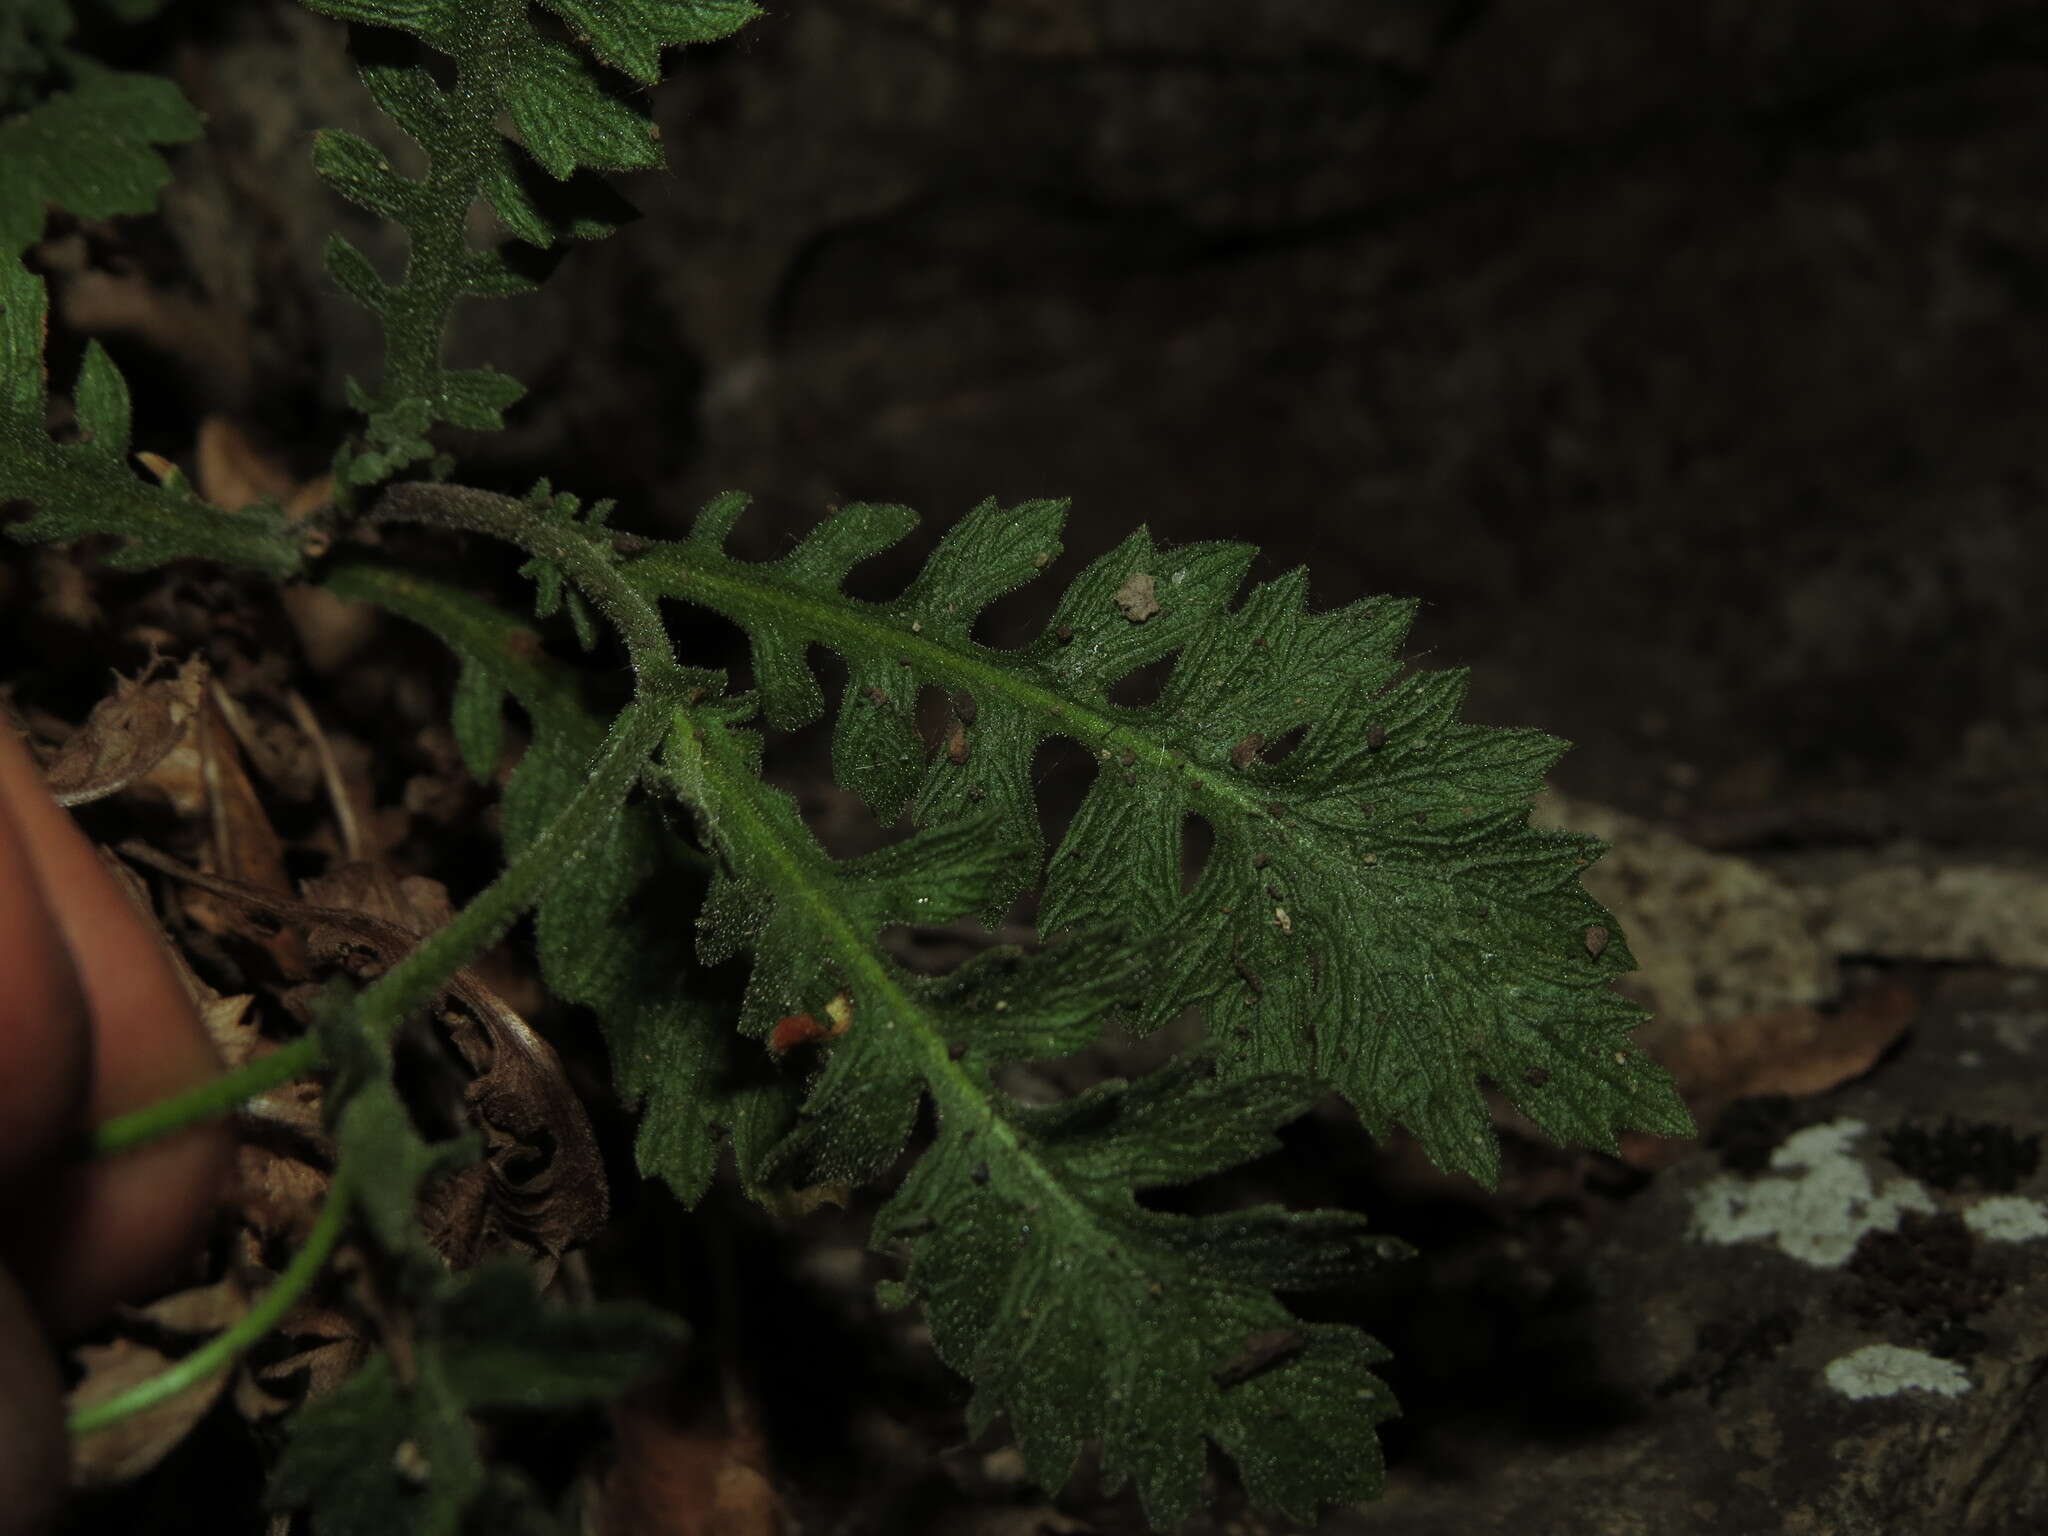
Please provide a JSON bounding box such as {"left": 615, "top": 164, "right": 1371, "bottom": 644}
{"left": 301, "top": 0, "right": 759, "bottom": 483}
{"left": 661, "top": 696, "right": 1409, "bottom": 1526}
{"left": 1, "top": 255, "right": 304, "bottom": 572}
{"left": 626, "top": 497, "right": 1694, "bottom": 1187}
{"left": 0, "top": 58, "right": 201, "bottom": 252}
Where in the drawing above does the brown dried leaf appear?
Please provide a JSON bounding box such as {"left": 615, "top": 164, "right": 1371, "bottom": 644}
{"left": 122, "top": 1275, "right": 247, "bottom": 1338}
{"left": 236, "top": 1139, "right": 332, "bottom": 1249}
{"left": 67, "top": 1339, "right": 229, "bottom": 1488}
{"left": 1639, "top": 980, "right": 1917, "bottom": 1162}
{"left": 209, "top": 684, "right": 324, "bottom": 803}
{"left": 135, "top": 686, "right": 306, "bottom": 974}
{"left": 233, "top": 1304, "right": 366, "bottom": 1422}
{"left": 37, "top": 658, "right": 206, "bottom": 807}
{"left": 122, "top": 850, "right": 607, "bottom": 1265}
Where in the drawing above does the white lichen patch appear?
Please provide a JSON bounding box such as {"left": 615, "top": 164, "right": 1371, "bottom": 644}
{"left": 1962, "top": 1194, "right": 2048, "bottom": 1243}
{"left": 1825, "top": 1344, "right": 1971, "bottom": 1401}
{"left": 1688, "top": 1118, "right": 1936, "bottom": 1266}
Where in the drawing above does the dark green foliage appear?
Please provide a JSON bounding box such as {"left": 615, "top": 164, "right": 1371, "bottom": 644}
{"left": 323, "top": 560, "right": 797, "bottom": 1203}
{"left": 1, "top": 1, "right": 1699, "bottom": 1528}
{"left": 627, "top": 495, "right": 1695, "bottom": 1187}
{"left": 300, "top": 0, "right": 758, "bottom": 484}
{"left": 0, "top": 256, "right": 305, "bottom": 572}
{"left": 0, "top": 61, "right": 200, "bottom": 250}
{"left": 657, "top": 695, "right": 1410, "bottom": 1524}
{"left": 268, "top": 1264, "right": 684, "bottom": 1536}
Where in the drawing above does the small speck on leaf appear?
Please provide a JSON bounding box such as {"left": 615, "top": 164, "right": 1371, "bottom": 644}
{"left": 1525, "top": 1065, "right": 1551, "bottom": 1087}
{"left": 1231, "top": 733, "right": 1266, "bottom": 771}
{"left": 393, "top": 1440, "right": 430, "bottom": 1485}
{"left": 1056, "top": 624, "right": 1074, "bottom": 644}
{"left": 1584, "top": 925, "right": 1610, "bottom": 959}
{"left": 1113, "top": 572, "right": 1160, "bottom": 622}
{"left": 950, "top": 689, "right": 977, "bottom": 725}
{"left": 863, "top": 684, "right": 890, "bottom": 706}
{"left": 971, "top": 1162, "right": 990, "bottom": 1186}
{"left": 946, "top": 722, "right": 970, "bottom": 765}
{"left": 1212, "top": 1328, "right": 1306, "bottom": 1389}
{"left": 1365, "top": 722, "right": 1387, "bottom": 751}
{"left": 1251, "top": 851, "right": 1271, "bottom": 869}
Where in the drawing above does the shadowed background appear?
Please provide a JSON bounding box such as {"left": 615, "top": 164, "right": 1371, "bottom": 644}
{"left": 117, "top": 0, "right": 2048, "bottom": 867}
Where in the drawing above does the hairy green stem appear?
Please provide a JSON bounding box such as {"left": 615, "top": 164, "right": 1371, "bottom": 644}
{"left": 90, "top": 681, "right": 664, "bottom": 1161}
{"left": 368, "top": 482, "right": 683, "bottom": 693}
{"left": 353, "top": 689, "right": 669, "bottom": 1034}
{"left": 661, "top": 711, "right": 1131, "bottom": 1274}
{"left": 90, "top": 1037, "right": 322, "bottom": 1158}
{"left": 68, "top": 1164, "right": 354, "bottom": 1437}
{"left": 373, "top": 11, "right": 524, "bottom": 412}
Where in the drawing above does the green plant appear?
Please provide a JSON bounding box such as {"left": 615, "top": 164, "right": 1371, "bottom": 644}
{"left": 1, "top": 1, "right": 1695, "bottom": 1529}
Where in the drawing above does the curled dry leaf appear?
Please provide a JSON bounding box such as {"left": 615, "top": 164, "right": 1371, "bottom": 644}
{"left": 121, "top": 847, "right": 609, "bottom": 1269}
{"left": 35, "top": 656, "right": 207, "bottom": 807}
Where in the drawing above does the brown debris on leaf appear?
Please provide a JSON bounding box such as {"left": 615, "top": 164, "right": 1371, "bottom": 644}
{"left": 1112, "top": 570, "right": 1160, "bottom": 622}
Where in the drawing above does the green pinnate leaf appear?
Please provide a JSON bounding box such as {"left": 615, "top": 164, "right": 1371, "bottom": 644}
{"left": 436, "top": 368, "right": 526, "bottom": 431}
{"left": 500, "top": 35, "right": 664, "bottom": 179}
{"left": 881, "top": 1063, "right": 1408, "bottom": 1527}
{"left": 71, "top": 340, "right": 131, "bottom": 463}
{"left": 653, "top": 698, "right": 1405, "bottom": 1523}
{"left": 301, "top": 0, "right": 759, "bottom": 477}
{"left": 1, "top": 257, "right": 302, "bottom": 573}
{"left": 310, "top": 130, "right": 414, "bottom": 222}
{"left": 542, "top": 0, "right": 762, "bottom": 83}
{"left": 269, "top": 1351, "right": 484, "bottom": 1536}
{"left": 0, "top": 60, "right": 202, "bottom": 254}
{"left": 624, "top": 495, "right": 1694, "bottom": 1188}
{"left": 322, "top": 234, "right": 390, "bottom": 315}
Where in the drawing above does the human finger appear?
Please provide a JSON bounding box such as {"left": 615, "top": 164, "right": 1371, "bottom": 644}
{"left": 0, "top": 729, "right": 232, "bottom": 1335}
